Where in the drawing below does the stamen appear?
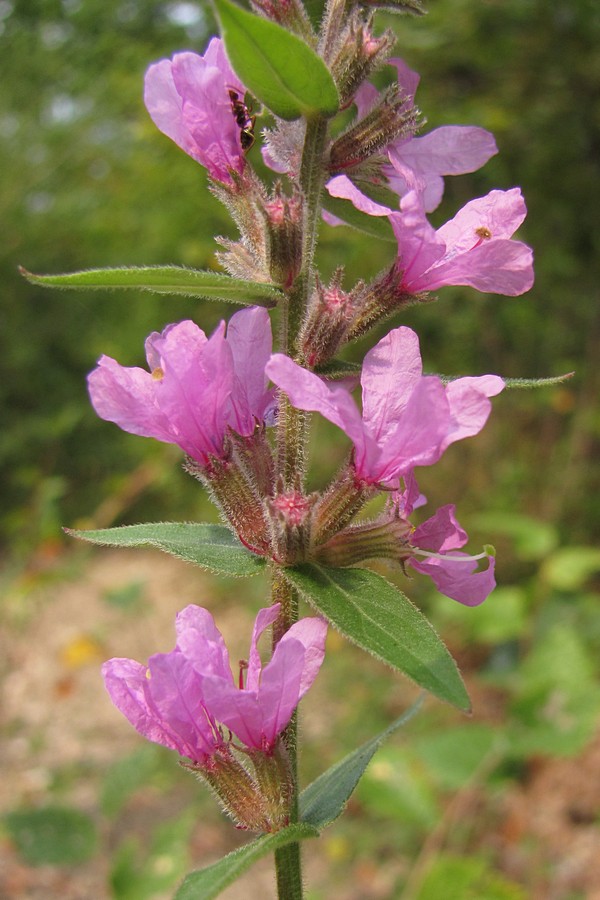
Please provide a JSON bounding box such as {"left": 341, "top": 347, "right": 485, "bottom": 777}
{"left": 412, "top": 548, "right": 489, "bottom": 563}
{"left": 238, "top": 659, "right": 248, "bottom": 690}
{"left": 151, "top": 366, "right": 164, "bottom": 381}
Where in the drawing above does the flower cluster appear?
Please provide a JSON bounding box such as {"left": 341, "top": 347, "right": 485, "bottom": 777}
{"left": 89, "top": 17, "right": 536, "bottom": 840}
{"left": 104, "top": 603, "right": 326, "bottom": 830}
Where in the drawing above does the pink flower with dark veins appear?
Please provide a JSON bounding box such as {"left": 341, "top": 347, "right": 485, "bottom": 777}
{"left": 144, "top": 38, "right": 246, "bottom": 183}
{"left": 266, "top": 325, "right": 504, "bottom": 489}
{"left": 390, "top": 188, "right": 535, "bottom": 296}
{"left": 391, "top": 473, "right": 496, "bottom": 607}
{"left": 102, "top": 604, "right": 327, "bottom": 759}
{"left": 88, "top": 306, "right": 274, "bottom": 467}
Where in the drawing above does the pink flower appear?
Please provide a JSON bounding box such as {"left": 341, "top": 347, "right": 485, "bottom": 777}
{"left": 392, "top": 474, "right": 496, "bottom": 606}
{"left": 144, "top": 39, "right": 246, "bottom": 183}
{"left": 390, "top": 188, "right": 535, "bottom": 296}
{"left": 326, "top": 58, "right": 497, "bottom": 214}
{"left": 266, "top": 326, "right": 504, "bottom": 489}
{"left": 88, "top": 307, "right": 274, "bottom": 467}
{"left": 102, "top": 604, "right": 327, "bottom": 760}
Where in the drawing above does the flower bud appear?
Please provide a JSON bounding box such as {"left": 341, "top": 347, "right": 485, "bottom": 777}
{"left": 186, "top": 449, "right": 271, "bottom": 556}
{"left": 330, "top": 15, "right": 395, "bottom": 109}
{"left": 266, "top": 482, "right": 316, "bottom": 564}
{"left": 251, "top": 0, "right": 314, "bottom": 42}
{"left": 212, "top": 169, "right": 272, "bottom": 283}
{"left": 265, "top": 186, "right": 303, "bottom": 288}
{"left": 329, "top": 84, "right": 420, "bottom": 172}
{"left": 299, "top": 270, "right": 362, "bottom": 367}
{"left": 315, "top": 516, "right": 413, "bottom": 567}
{"left": 345, "top": 264, "right": 430, "bottom": 341}
{"left": 311, "top": 464, "right": 376, "bottom": 546}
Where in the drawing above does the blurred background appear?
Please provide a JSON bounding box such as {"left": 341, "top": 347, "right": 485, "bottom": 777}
{"left": 1, "top": 0, "right": 599, "bottom": 897}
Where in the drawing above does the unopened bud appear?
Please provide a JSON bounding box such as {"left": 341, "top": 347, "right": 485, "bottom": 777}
{"left": 330, "top": 16, "right": 395, "bottom": 108}
{"left": 266, "top": 484, "right": 315, "bottom": 564}
{"left": 346, "top": 264, "right": 431, "bottom": 342}
{"left": 186, "top": 450, "right": 271, "bottom": 556}
{"left": 265, "top": 187, "right": 303, "bottom": 288}
{"left": 312, "top": 464, "right": 376, "bottom": 546}
{"left": 211, "top": 169, "right": 271, "bottom": 283}
{"left": 247, "top": 742, "right": 294, "bottom": 831}
{"left": 251, "top": 0, "right": 314, "bottom": 42}
{"left": 315, "top": 517, "right": 413, "bottom": 567}
{"left": 300, "top": 271, "right": 362, "bottom": 367}
{"left": 329, "top": 84, "right": 420, "bottom": 172}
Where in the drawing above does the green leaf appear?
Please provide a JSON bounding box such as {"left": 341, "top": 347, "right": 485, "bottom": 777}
{"left": 174, "top": 823, "right": 318, "bottom": 900}
{"left": 5, "top": 806, "right": 98, "bottom": 866}
{"left": 322, "top": 194, "right": 396, "bottom": 241}
{"left": 66, "top": 522, "right": 266, "bottom": 577}
{"left": 285, "top": 564, "right": 470, "bottom": 710}
{"left": 213, "top": 0, "right": 339, "bottom": 120}
{"left": 300, "top": 698, "right": 423, "bottom": 829}
{"left": 20, "top": 266, "right": 282, "bottom": 307}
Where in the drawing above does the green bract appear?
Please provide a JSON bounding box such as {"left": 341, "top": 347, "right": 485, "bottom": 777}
{"left": 213, "top": 0, "right": 339, "bottom": 120}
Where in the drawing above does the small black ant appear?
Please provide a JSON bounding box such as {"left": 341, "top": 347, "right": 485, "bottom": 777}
{"left": 228, "top": 89, "right": 256, "bottom": 152}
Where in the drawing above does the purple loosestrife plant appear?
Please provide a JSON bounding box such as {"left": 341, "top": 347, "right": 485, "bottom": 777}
{"left": 26, "top": 0, "right": 556, "bottom": 895}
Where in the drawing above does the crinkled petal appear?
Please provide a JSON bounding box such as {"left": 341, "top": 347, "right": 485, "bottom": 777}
{"left": 88, "top": 356, "right": 175, "bottom": 444}
{"left": 372, "top": 377, "right": 451, "bottom": 485}
{"left": 226, "top": 307, "right": 274, "bottom": 434}
{"left": 389, "top": 193, "right": 446, "bottom": 287}
{"left": 423, "top": 237, "right": 534, "bottom": 295}
{"left": 441, "top": 375, "right": 505, "bottom": 452}
{"left": 410, "top": 552, "right": 496, "bottom": 607}
{"left": 270, "top": 617, "right": 327, "bottom": 700}
{"left": 361, "top": 326, "right": 423, "bottom": 440}
{"left": 437, "top": 188, "right": 527, "bottom": 249}
{"left": 144, "top": 59, "right": 193, "bottom": 159}
{"left": 398, "top": 126, "right": 497, "bottom": 178}
{"left": 175, "top": 605, "right": 232, "bottom": 682}
{"left": 245, "top": 604, "right": 280, "bottom": 693}
{"left": 412, "top": 504, "right": 468, "bottom": 553}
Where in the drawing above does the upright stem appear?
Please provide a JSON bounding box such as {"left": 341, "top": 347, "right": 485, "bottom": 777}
{"left": 272, "top": 113, "right": 329, "bottom": 900}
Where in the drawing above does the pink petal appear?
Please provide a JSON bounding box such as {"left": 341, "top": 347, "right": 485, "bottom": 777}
{"left": 361, "top": 327, "right": 423, "bottom": 440}
{"left": 424, "top": 238, "right": 535, "bottom": 295}
{"left": 226, "top": 307, "right": 274, "bottom": 435}
{"left": 266, "top": 354, "right": 370, "bottom": 464}
{"left": 441, "top": 375, "right": 505, "bottom": 451}
{"left": 326, "top": 174, "right": 392, "bottom": 217}
{"left": 175, "top": 605, "right": 232, "bottom": 682}
{"left": 410, "top": 553, "right": 496, "bottom": 607}
{"left": 272, "top": 617, "right": 328, "bottom": 700}
{"left": 389, "top": 194, "right": 446, "bottom": 287}
{"left": 372, "top": 378, "right": 450, "bottom": 485}
{"left": 245, "top": 604, "right": 280, "bottom": 692}
{"left": 437, "top": 188, "right": 527, "bottom": 249}
{"left": 87, "top": 356, "right": 175, "bottom": 444}
{"left": 398, "top": 126, "right": 498, "bottom": 178}
{"left": 412, "top": 504, "right": 468, "bottom": 553}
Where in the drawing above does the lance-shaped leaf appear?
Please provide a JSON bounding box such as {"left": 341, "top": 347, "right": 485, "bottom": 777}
{"left": 66, "top": 523, "right": 265, "bottom": 577}
{"left": 174, "top": 822, "right": 318, "bottom": 900}
{"left": 19, "top": 266, "right": 282, "bottom": 307}
{"left": 300, "top": 697, "right": 424, "bottom": 829}
{"left": 213, "top": 0, "right": 339, "bottom": 120}
{"left": 284, "top": 563, "right": 470, "bottom": 711}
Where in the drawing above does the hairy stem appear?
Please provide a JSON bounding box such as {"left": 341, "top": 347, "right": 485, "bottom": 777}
{"left": 272, "top": 113, "right": 330, "bottom": 900}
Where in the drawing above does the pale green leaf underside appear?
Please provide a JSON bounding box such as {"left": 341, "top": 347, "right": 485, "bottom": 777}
{"left": 300, "top": 697, "right": 424, "bottom": 828}
{"left": 20, "top": 266, "right": 282, "bottom": 306}
{"left": 174, "top": 823, "right": 318, "bottom": 900}
{"left": 213, "top": 0, "right": 339, "bottom": 120}
{"left": 285, "top": 563, "right": 470, "bottom": 710}
{"left": 66, "top": 523, "right": 265, "bottom": 577}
